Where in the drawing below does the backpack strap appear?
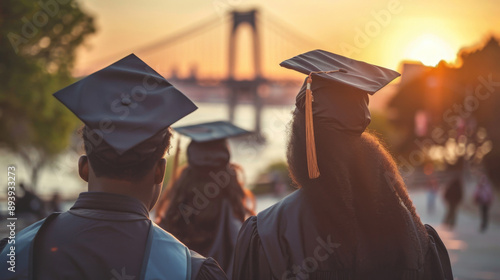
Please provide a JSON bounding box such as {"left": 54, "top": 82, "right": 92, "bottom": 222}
{"left": 0, "top": 213, "right": 60, "bottom": 280}
{"left": 140, "top": 222, "right": 191, "bottom": 280}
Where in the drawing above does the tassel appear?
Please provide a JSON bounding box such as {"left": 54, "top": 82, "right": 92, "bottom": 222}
{"left": 303, "top": 69, "right": 347, "bottom": 179}
{"left": 305, "top": 75, "right": 320, "bottom": 179}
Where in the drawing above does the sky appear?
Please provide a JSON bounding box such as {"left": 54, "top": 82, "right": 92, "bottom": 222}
{"left": 6, "top": 0, "right": 500, "bottom": 195}
{"left": 73, "top": 0, "right": 500, "bottom": 79}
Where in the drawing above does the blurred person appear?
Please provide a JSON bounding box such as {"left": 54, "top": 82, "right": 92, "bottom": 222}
{"left": 271, "top": 170, "right": 287, "bottom": 197}
{"left": 443, "top": 175, "right": 463, "bottom": 229}
{"left": 17, "top": 182, "right": 46, "bottom": 220}
{"left": 474, "top": 173, "right": 494, "bottom": 232}
{"left": 0, "top": 54, "right": 226, "bottom": 280}
{"left": 16, "top": 183, "right": 46, "bottom": 231}
{"left": 232, "top": 50, "right": 453, "bottom": 280}
{"left": 156, "top": 121, "right": 255, "bottom": 278}
{"left": 424, "top": 163, "right": 439, "bottom": 214}
{"left": 48, "top": 191, "right": 62, "bottom": 213}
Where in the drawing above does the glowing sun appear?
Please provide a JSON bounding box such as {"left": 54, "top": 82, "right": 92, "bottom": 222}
{"left": 404, "top": 34, "right": 456, "bottom": 66}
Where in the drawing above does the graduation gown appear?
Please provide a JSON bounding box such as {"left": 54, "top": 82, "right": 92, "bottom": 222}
{"left": 160, "top": 199, "right": 242, "bottom": 278}
{"left": 0, "top": 192, "right": 227, "bottom": 280}
{"left": 232, "top": 189, "right": 453, "bottom": 280}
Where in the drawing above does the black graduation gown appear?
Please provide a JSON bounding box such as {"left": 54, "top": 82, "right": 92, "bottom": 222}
{"left": 0, "top": 192, "right": 227, "bottom": 280}
{"left": 232, "top": 189, "right": 453, "bottom": 280}
{"left": 160, "top": 200, "right": 242, "bottom": 278}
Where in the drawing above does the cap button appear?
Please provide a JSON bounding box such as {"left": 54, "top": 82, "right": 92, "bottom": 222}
{"left": 121, "top": 97, "right": 132, "bottom": 106}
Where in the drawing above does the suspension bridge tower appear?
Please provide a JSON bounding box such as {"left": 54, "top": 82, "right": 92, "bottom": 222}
{"left": 227, "top": 9, "right": 265, "bottom": 137}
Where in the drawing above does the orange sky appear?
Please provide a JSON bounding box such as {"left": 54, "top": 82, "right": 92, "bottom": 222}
{"left": 74, "top": 0, "right": 500, "bottom": 79}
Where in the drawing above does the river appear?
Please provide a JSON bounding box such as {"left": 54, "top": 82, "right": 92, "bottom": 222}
{"left": 0, "top": 103, "right": 295, "bottom": 198}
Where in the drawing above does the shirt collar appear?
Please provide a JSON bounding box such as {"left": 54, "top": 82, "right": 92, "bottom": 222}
{"left": 71, "top": 192, "right": 149, "bottom": 218}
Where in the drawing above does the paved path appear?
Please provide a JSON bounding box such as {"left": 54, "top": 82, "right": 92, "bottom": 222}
{"left": 411, "top": 191, "right": 500, "bottom": 280}
{"left": 256, "top": 190, "right": 500, "bottom": 280}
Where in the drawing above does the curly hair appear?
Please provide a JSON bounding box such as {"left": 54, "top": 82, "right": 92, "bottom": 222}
{"left": 287, "top": 110, "right": 428, "bottom": 268}
{"left": 80, "top": 125, "right": 172, "bottom": 181}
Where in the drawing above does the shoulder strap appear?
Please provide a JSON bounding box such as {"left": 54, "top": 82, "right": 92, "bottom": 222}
{"left": 0, "top": 213, "right": 60, "bottom": 280}
{"left": 141, "top": 222, "right": 191, "bottom": 280}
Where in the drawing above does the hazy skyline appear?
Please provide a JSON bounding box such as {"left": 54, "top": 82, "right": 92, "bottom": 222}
{"left": 74, "top": 0, "right": 500, "bottom": 78}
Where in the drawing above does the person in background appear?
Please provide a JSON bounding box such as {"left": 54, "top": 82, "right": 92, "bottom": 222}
{"left": 474, "top": 173, "right": 494, "bottom": 232}
{"left": 0, "top": 54, "right": 227, "bottom": 280}
{"left": 48, "top": 191, "right": 62, "bottom": 213}
{"left": 443, "top": 174, "right": 463, "bottom": 229}
{"left": 424, "top": 163, "right": 439, "bottom": 215}
{"left": 232, "top": 50, "right": 453, "bottom": 280}
{"left": 270, "top": 170, "right": 287, "bottom": 197}
{"left": 17, "top": 182, "right": 46, "bottom": 220}
{"left": 16, "top": 182, "right": 46, "bottom": 232}
{"left": 156, "top": 121, "right": 255, "bottom": 278}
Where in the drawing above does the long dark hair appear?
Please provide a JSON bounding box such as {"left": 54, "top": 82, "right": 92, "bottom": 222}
{"left": 287, "top": 109, "right": 428, "bottom": 268}
{"left": 160, "top": 163, "right": 255, "bottom": 248}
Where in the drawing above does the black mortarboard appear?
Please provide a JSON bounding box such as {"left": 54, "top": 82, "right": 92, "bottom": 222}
{"left": 174, "top": 121, "right": 250, "bottom": 168}
{"left": 53, "top": 53, "right": 197, "bottom": 160}
{"left": 280, "top": 49, "right": 400, "bottom": 178}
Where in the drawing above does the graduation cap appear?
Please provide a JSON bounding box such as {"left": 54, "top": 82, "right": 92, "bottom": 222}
{"left": 280, "top": 49, "right": 400, "bottom": 179}
{"left": 53, "top": 53, "right": 197, "bottom": 163}
{"left": 174, "top": 121, "right": 250, "bottom": 168}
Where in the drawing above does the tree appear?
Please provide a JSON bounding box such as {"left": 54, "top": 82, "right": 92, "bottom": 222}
{"left": 459, "top": 38, "right": 500, "bottom": 188}
{"left": 387, "top": 37, "right": 500, "bottom": 189}
{"left": 0, "top": 0, "right": 96, "bottom": 189}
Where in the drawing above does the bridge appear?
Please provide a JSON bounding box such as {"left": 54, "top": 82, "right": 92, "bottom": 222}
{"left": 79, "top": 9, "right": 323, "bottom": 136}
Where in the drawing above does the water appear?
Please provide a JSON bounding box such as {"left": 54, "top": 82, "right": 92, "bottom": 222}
{"left": 0, "top": 103, "right": 294, "bottom": 198}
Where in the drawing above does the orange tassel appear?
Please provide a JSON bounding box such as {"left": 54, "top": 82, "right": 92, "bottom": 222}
{"left": 305, "top": 75, "right": 320, "bottom": 179}
{"left": 302, "top": 69, "right": 346, "bottom": 179}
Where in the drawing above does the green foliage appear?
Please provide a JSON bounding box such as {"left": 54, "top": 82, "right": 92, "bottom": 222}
{"left": 0, "top": 0, "right": 96, "bottom": 187}
{"left": 387, "top": 37, "right": 500, "bottom": 190}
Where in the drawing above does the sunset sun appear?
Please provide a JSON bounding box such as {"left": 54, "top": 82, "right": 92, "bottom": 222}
{"left": 403, "top": 34, "right": 456, "bottom": 66}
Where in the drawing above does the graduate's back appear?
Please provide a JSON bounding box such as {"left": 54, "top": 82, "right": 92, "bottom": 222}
{"left": 156, "top": 121, "right": 256, "bottom": 278}
{"left": 232, "top": 50, "right": 453, "bottom": 280}
{"left": 0, "top": 53, "right": 228, "bottom": 280}
{"left": 233, "top": 115, "right": 452, "bottom": 280}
